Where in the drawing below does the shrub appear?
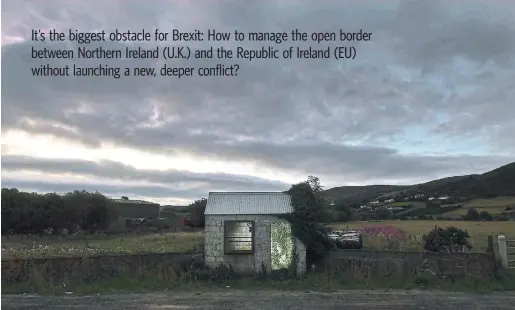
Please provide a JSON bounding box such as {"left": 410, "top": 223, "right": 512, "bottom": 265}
{"left": 423, "top": 226, "right": 472, "bottom": 253}
{"left": 465, "top": 208, "right": 479, "bottom": 221}
{"left": 479, "top": 210, "right": 493, "bottom": 221}
{"left": 495, "top": 215, "right": 509, "bottom": 221}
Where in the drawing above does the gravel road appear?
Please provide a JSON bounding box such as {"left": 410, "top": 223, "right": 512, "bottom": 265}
{"left": 3, "top": 290, "right": 515, "bottom": 310}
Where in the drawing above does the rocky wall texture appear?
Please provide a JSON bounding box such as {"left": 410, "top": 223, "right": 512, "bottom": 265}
{"left": 2, "top": 252, "right": 203, "bottom": 283}
{"left": 320, "top": 250, "right": 496, "bottom": 278}
{"left": 204, "top": 215, "right": 306, "bottom": 275}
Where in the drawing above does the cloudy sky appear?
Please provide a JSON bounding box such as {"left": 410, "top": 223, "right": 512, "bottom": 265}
{"left": 1, "top": 0, "right": 514, "bottom": 205}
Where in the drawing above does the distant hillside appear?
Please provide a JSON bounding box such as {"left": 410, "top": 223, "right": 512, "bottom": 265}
{"left": 321, "top": 185, "right": 408, "bottom": 205}
{"left": 415, "top": 162, "right": 515, "bottom": 198}
{"left": 321, "top": 162, "right": 515, "bottom": 205}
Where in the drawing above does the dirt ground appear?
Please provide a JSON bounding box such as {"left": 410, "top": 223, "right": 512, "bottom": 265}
{"left": 3, "top": 289, "right": 515, "bottom": 310}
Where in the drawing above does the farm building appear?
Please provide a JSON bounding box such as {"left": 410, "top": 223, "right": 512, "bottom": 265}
{"left": 112, "top": 199, "right": 160, "bottom": 219}
{"left": 204, "top": 192, "right": 306, "bottom": 275}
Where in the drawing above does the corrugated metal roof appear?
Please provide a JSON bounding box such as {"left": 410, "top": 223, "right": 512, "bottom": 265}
{"left": 204, "top": 192, "right": 292, "bottom": 215}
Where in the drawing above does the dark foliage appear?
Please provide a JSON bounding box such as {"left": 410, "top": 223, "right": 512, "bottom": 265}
{"left": 423, "top": 226, "right": 472, "bottom": 253}
{"left": 187, "top": 198, "right": 207, "bottom": 227}
{"left": 281, "top": 177, "right": 335, "bottom": 267}
{"left": 465, "top": 208, "right": 480, "bottom": 221}
{"left": 1, "top": 188, "right": 118, "bottom": 235}
{"left": 478, "top": 210, "right": 493, "bottom": 221}
{"left": 330, "top": 203, "right": 353, "bottom": 222}
{"left": 375, "top": 207, "right": 390, "bottom": 220}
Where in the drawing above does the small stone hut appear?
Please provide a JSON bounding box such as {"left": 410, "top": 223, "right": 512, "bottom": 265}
{"left": 204, "top": 192, "right": 306, "bottom": 275}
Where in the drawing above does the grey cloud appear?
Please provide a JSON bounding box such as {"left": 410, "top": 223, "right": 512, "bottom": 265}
{"left": 1, "top": 153, "right": 511, "bottom": 193}
{"left": 392, "top": 0, "right": 515, "bottom": 69}
{"left": 1, "top": 178, "right": 183, "bottom": 200}
{"left": 2, "top": 0, "right": 515, "bottom": 195}
{"left": 1, "top": 155, "right": 290, "bottom": 198}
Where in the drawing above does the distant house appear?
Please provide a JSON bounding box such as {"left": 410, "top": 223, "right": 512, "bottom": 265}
{"left": 428, "top": 197, "right": 435, "bottom": 201}
{"left": 385, "top": 199, "right": 395, "bottom": 203}
{"left": 111, "top": 199, "right": 160, "bottom": 219}
{"left": 438, "top": 196, "right": 450, "bottom": 200}
{"left": 204, "top": 192, "right": 306, "bottom": 275}
{"left": 414, "top": 194, "right": 425, "bottom": 199}
{"left": 370, "top": 200, "right": 380, "bottom": 204}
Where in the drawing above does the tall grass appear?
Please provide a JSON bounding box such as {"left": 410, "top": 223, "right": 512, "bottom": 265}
{"left": 3, "top": 260, "right": 514, "bottom": 295}
{"left": 1, "top": 231, "right": 204, "bottom": 259}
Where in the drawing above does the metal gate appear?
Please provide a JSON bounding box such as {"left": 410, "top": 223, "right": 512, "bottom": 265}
{"left": 507, "top": 238, "right": 515, "bottom": 269}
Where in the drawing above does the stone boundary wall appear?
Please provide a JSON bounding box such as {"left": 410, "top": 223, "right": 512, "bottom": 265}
{"left": 322, "top": 250, "right": 497, "bottom": 278}
{"left": 1, "top": 252, "right": 203, "bottom": 283}
{"left": 2, "top": 249, "right": 496, "bottom": 284}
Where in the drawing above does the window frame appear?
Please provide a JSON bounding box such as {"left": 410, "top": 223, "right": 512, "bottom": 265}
{"left": 223, "top": 220, "right": 255, "bottom": 255}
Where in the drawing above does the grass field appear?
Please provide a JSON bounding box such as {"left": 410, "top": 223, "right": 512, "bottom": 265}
{"left": 442, "top": 196, "right": 515, "bottom": 216}
{"left": 387, "top": 201, "right": 426, "bottom": 208}
{"left": 4, "top": 218, "right": 515, "bottom": 258}
{"left": 1, "top": 231, "right": 204, "bottom": 259}
{"left": 329, "top": 220, "right": 515, "bottom": 252}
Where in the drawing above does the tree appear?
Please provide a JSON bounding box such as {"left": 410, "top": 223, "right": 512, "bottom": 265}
{"left": 188, "top": 198, "right": 207, "bottom": 227}
{"left": 121, "top": 196, "right": 129, "bottom": 200}
{"left": 465, "top": 208, "right": 479, "bottom": 221}
{"left": 375, "top": 207, "right": 390, "bottom": 220}
{"left": 1, "top": 188, "right": 118, "bottom": 235}
{"left": 281, "top": 177, "right": 335, "bottom": 267}
{"left": 307, "top": 175, "right": 323, "bottom": 193}
{"left": 332, "top": 203, "right": 353, "bottom": 222}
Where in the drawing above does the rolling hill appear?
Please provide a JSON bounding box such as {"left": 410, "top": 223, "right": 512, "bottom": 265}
{"left": 321, "top": 162, "right": 515, "bottom": 205}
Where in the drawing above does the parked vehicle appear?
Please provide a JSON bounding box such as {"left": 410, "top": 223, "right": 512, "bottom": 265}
{"left": 328, "top": 229, "right": 363, "bottom": 249}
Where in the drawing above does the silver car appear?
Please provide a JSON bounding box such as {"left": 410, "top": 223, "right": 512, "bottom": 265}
{"left": 329, "top": 230, "right": 363, "bottom": 249}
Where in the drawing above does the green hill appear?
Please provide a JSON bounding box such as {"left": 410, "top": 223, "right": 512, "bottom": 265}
{"left": 321, "top": 162, "right": 515, "bottom": 204}
{"left": 414, "top": 162, "right": 515, "bottom": 198}
{"left": 321, "top": 185, "right": 408, "bottom": 205}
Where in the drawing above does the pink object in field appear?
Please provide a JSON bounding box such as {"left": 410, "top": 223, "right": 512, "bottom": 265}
{"left": 357, "top": 225, "right": 406, "bottom": 239}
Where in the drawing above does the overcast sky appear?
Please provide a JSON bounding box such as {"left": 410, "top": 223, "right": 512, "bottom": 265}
{"left": 1, "top": 0, "right": 514, "bottom": 205}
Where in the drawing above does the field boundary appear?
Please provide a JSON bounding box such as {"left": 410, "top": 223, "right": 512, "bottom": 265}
{"left": 323, "top": 249, "right": 497, "bottom": 278}
{"left": 1, "top": 251, "right": 205, "bottom": 284}
{"left": 1, "top": 250, "right": 203, "bottom": 263}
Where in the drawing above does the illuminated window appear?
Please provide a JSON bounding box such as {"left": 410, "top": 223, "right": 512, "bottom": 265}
{"left": 224, "top": 221, "right": 254, "bottom": 254}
